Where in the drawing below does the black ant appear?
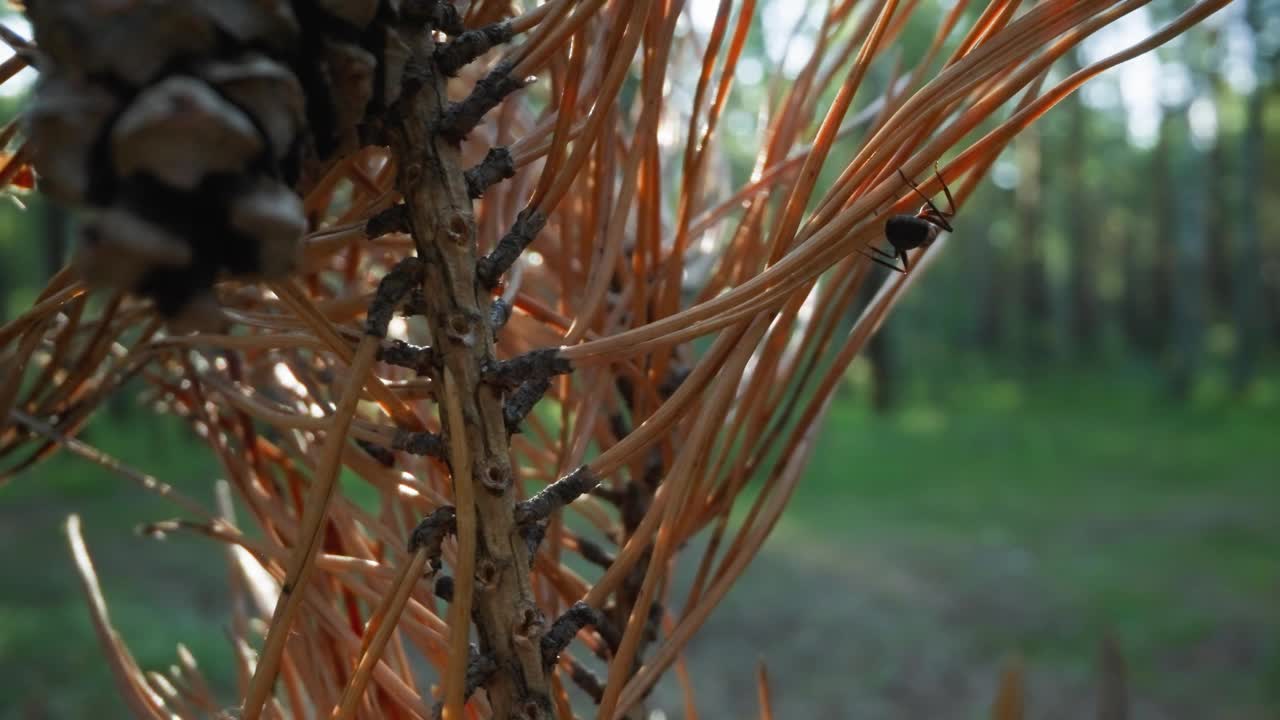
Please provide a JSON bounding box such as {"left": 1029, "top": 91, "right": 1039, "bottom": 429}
{"left": 859, "top": 164, "right": 956, "bottom": 273}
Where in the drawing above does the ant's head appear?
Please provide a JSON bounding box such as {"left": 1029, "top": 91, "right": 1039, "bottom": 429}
{"left": 897, "top": 164, "right": 956, "bottom": 234}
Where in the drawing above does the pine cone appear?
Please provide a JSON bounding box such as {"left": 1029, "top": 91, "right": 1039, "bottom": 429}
{"left": 21, "top": 0, "right": 438, "bottom": 330}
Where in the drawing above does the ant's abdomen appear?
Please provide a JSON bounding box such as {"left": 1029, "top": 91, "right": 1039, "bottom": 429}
{"left": 884, "top": 215, "right": 936, "bottom": 251}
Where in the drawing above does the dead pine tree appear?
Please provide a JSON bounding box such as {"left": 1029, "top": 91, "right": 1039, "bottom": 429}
{"left": 0, "top": 1, "right": 1231, "bottom": 718}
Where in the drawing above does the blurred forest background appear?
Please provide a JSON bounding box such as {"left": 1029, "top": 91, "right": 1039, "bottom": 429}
{"left": 1, "top": 1, "right": 1277, "bottom": 718}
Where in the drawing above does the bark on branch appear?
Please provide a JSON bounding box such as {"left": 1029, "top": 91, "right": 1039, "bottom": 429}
{"left": 385, "top": 13, "right": 553, "bottom": 715}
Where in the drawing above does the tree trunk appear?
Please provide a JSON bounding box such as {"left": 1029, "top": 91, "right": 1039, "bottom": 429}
{"left": 849, "top": 266, "right": 896, "bottom": 412}
{"left": 975, "top": 209, "right": 1007, "bottom": 350}
{"left": 1064, "top": 52, "right": 1098, "bottom": 358}
{"left": 1232, "top": 0, "right": 1267, "bottom": 390}
{"left": 1150, "top": 117, "right": 1176, "bottom": 356}
{"left": 1119, "top": 221, "right": 1144, "bottom": 351}
{"left": 867, "top": 327, "right": 894, "bottom": 413}
{"left": 1166, "top": 105, "right": 1207, "bottom": 400}
{"left": 1016, "top": 126, "right": 1050, "bottom": 362}
{"left": 1204, "top": 98, "right": 1231, "bottom": 319}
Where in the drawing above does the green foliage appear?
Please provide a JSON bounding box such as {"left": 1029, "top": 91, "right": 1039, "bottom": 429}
{"left": 777, "top": 371, "right": 1280, "bottom": 714}
{"left": 0, "top": 412, "right": 231, "bottom": 720}
{"left": 4, "top": 374, "right": 1277, "bottom": 716}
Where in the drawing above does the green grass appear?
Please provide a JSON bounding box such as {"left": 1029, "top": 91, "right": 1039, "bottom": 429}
{"left": 766, "top": 369, "right": 1280, "bottom": 714}
{"left": 0, "top": 411, "right": 233, "bottom": 720}
{"left": 1, "top": 371, "right": 1277, "bottom": 717}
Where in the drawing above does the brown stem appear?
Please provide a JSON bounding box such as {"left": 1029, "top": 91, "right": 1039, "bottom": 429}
{"left": 385, "top": 17, "right": 550, "bottom": 719}
{"left": 241, "top": 336, "right": 379, "bottom": 720}
{"left": 332, "top": 547, "right": 430, "bottom": 720}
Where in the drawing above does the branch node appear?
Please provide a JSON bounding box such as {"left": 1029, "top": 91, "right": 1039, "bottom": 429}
{"left": 442, "top": 309, "right": 482, "bottom": 347}
{"left": 512, "top": 604, "right": 549, "bottom": 667}
{"left": 479, "top": 460, "right": 512, "bottom": 495}
{"left": 521, "top": 520, "right": 547, "bottom": 556}
{"left": 442, "top": 209, "right": 473, "bottom": 247}
{"left": 475, "top": 557, "right": 502, "bottom": 593}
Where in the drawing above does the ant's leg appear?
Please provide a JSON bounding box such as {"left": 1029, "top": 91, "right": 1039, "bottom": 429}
{"left": 857, "top": 247, "right": 905, "bottom": 273}
{"left": 898, "top": 168, "right": 950, "bottom": 228}
{"left": 899, "top": 248, "right": 911, "bottom": 273}
{"left": 867, "top": 244, "right": 899, "bottom": 261}
{"left": 898, "top": 169, "right": 934, "bottom": 208}
{"left": 932, "top": 163, "right": 957, "bottom": 217}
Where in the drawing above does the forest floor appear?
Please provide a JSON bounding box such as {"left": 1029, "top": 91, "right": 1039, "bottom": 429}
{"left": 1, "top": 372, "right": 1277, "bottom": 719}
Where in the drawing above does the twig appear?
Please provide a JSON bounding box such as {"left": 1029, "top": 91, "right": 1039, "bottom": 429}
{"left": 240, "top": 337, "right": 379, "bottom": 720}
{"left": 390, "top": 428, "right": 447, "bottom": 460}
{"left": 439, "top": 367, "right": 477, "bottom": 719}
{"left": 572, "top": 535, "right": 616, "bottom": 570}
{"left": 475, "top": 207, "right": 548, "bottom": 290}
{"left": 483, "top": 348, "right": 572, "bottom": 389}
{"left": 436, "top": 61, "right": 531, "bottom": 144}
{"left": 331, "top": 547, "right": 431, "bottom": 720}
{"left": 66, "top": 515, "right": 170, "bottom": 717}
{"left": 365, "top": 204, "right": 409, "bottom": 239}
{"left": 8, "top": 409, "right": 212, "bottom": 521}
{"left": 431, "top": 649, "right": 499, "bottom": 719}
{"left": 504, "top": 375, "right": 551, "bottom": 434}
{"left": 402, "top": 0, "right": 466, "bottom": 36}
{"left": 400, "top": 288, "right": 429, "bottom": 317}
{"left": 436, "top": 22, "right": 516, "bottom": 77}
{"left": 489, "top": 298, "right": 513, "bottom": 330}
{"left": 377, "top": 338, "right": 437, "bottom": 374}
{"left": 356, "top": 439, "right": 396, "bottom": 467}
{"left": 0, "top": 24, "right": 37, "bottom": 66}
{"left": 366, "top": 257, "right": 426, "bottom": 338}
{"left": 407, "top": 505, "right": 458, "bottom": 559}
{"left": 541, "top": 601, "right": 608, "bottom": 667}
{"left": 0, "top": 282, "right": 86, "bottom": 348}
{"left": 989, "top": 655, "right": 1025, "bottom": 720}
{"left": 756, "top": 661, "right": 774, "bottom": 720}
{"left": 514, "top": 465, "right": 600, "bottom": 524}
{"left": 567, "top": 657, "right": 605, "bottom": 704}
